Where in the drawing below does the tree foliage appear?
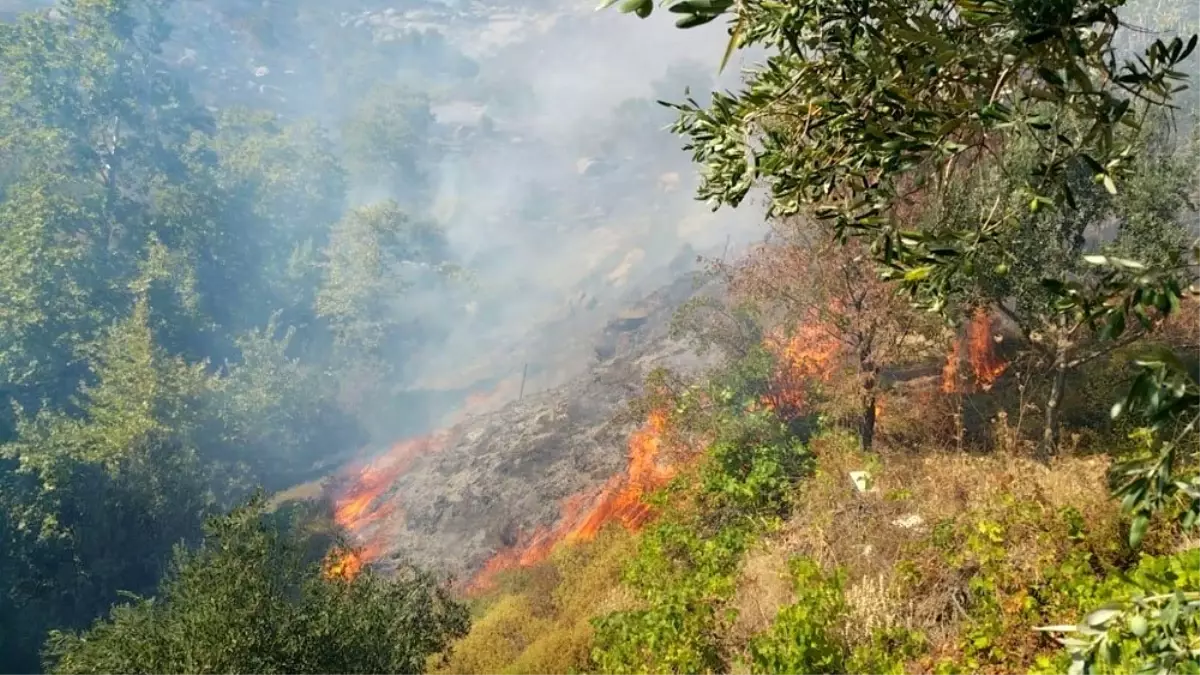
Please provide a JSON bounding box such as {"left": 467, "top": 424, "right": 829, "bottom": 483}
{"left": 609, "top": 0, "right": 1199, "bottom": 668}
{"left": 0, "top": 0, "right": 470, "bottom": 669}
{"left": 43, "top": 495, "right": 470, "bottom": 674}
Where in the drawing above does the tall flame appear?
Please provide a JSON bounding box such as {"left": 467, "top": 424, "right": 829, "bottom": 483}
{"left": 762, "top": 322, "right": 841, "bottom": 417}
{"left": 469, "top": 409, "right": 675, "bottom": 591}
{"left": 942, "top": 308, "right": 1009, "bottom": 393}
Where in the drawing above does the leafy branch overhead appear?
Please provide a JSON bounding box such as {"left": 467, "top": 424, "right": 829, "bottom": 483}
{"left": 610, "top": 0, "right": 1194, "bottom": 295}
{"left": 611, "top": 0, "right": 1198, "bottom": 503}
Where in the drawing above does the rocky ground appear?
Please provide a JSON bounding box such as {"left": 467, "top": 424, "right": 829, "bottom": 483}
{"left": 334, "top": 270, "right": 725, "bottom": 581}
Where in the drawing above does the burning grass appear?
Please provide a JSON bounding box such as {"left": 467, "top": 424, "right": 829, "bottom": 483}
{"left": 468, "top": 407, "right": 678, "bottom": 592}
{"left": 433, "top": 526, "right": 640, "bottom": 675}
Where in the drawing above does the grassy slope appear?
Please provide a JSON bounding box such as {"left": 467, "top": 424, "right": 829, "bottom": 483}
{"left": 437, "top": 431, "right": 1196, "bottom": 674}
{"left": 429, "top": 314, "right": 1200, "bottom": 674}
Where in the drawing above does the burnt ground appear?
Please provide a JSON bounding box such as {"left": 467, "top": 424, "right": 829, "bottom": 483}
{"left": 345, "top": 271, "right": 725, "bottom": 582}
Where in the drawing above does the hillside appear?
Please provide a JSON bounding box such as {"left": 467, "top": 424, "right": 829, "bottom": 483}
{"left": 325, "top": 271, "right": 728, "bottom": 583}
{"left": 1, "top": 0, "right": 1198, "bottom": 673}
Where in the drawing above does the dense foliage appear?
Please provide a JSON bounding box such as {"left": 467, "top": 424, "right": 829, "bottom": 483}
{"left": 0, "top": 0, "right": 474, "bottom": 670}
{"left": 44, "top": 496, "right": 469, "bottom": 674}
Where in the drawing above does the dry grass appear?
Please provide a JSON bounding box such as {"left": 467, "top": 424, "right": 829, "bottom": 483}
{"left": 726, "top": 544, "right": 796, "bottom": 648}
{"left": 732, "top": 429, "right": 1127, "bottom": 668}
{"left": 436, "top": 524, "right": 639, "bottom": 675}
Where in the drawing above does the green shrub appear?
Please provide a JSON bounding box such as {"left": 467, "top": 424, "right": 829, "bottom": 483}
{"left": 747, "top": 558, "right": 848, "bottom": 675}
{"left": 1040, "top": 548, "right": 1200, "bottom": 675}
{"left": 701, "top": 415, "right": 810, "bottom": 519}
{"left": 591, "top": 352, "right": 815, "bottom": 674}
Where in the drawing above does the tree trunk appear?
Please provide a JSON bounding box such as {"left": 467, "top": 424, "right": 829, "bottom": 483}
{"left": 1040, "top": 322, "right": 1069, "bottom": 460}
{"left": 860, "top": 359, "right": 879, "bottom": 451}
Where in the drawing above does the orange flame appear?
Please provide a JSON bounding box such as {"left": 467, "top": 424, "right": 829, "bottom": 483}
{"left": 941, "top": 340, "right": 961, "bottom": 394}
{"left": 966, "top": 309, "right": 1008, "bottom": 389}
{"left": 324, "top": 548, "right": 365, "bottom": 581}
{"left": 464, "top": 319, "right": 845, "bottom": 592}
{"left": 469, "top": 409, "right": 676, "bottom": 592}
{"left": 327, "top": 432, "right": 451, "bottom": 580}
{"left": 942, "top": 308, "right": 1009, "bottom": 393}
{"left": 761, "top": 322, "right": 841, "bottom": 417}
{"left": 326, "top": 377, "right": 527, "bottom": 579}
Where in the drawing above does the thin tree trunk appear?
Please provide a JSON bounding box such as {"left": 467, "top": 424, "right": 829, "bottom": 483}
{"left": 860, "top": 356, "right": 879, "bottom": 451}
{"left": 1040, "top": 321, "right": 1069, "bottom": 460}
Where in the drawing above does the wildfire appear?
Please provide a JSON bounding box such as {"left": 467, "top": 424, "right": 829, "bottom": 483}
{"left": 762, "top": 322, "right": 841, "bottom": 417}
{"left": 324, "top": 548, "right": 365, "bottom": 581}
{"left": 942, "top": 308, "right": 1009, "bottom": 393}
{"left": 469, "top": 409, "right": 676, "bottom": 592}
{"left": 325, "top": 376, "right": 527, "bottom": 581}
{"left": 326, "top": 430, "right": 452, "bottom": 580}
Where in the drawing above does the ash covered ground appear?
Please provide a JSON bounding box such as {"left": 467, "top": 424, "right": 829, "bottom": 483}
{"left": 328, "top": 267, "right": 727, "bottom": 582}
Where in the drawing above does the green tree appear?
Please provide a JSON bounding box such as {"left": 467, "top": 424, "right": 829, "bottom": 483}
{"left": 208, "top": 108, "right": 347, "bottom": 332}
{"left": 607, "top": 0, "right": 1193, "bottom": 272}
{"left": 212, "top": 318, "right": 364, "bottom": 491}
{"left": 316, "top": 200, "right": 450, "bottom": 392}
{"left": 341, "top": 86, "right": 439, "bottom": 209}
{"left": 0, "top": 294, "right": 222, "bottom": 672}
{"left": 42, "top": 495, "right": 470, "bottom": 675}
{"left": 936, "top": 123, "right": 1197, "bottom": 454}
{"left": 0, "top": 0, "right": 230, "bottom": 420}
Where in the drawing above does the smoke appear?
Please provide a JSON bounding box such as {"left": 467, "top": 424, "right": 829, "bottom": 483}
{"left": 147, "top": 0, "right": 767, "bottom": 443}
{"left": 404, "top": 6, "right": 764, "bottom": 398}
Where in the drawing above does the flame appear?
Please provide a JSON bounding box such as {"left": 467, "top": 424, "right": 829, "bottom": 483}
{"left": 965, "top": 309, "right": 1008, "bottom": 388}
{"left": 326, "top": 432, "right": 451, "bottom": 580}
{"left": 942, "top": 309, "right": 1009, "bottom": 393}
{"left": 467, "top": 319, "right": 842, "bottom": 591}
{"left": 941, "top": 340, "right": 961, "bottom": 394}
{"left": 334, "top": 433, "right": 449, "bottom": 533}
{"left": 326, "top": 376, "right": 527, "bottom": 579}
{"left": 463, "top": 319, "right": 844, "bottom": 592}
{"left": 469, "top": 409, "right": 675, "bottom": 592}
{"left": 761, "top": 322, "right": 841, "bottom": 417}
{"left": 324, "top": 548, "right": 365, "bottom": 581}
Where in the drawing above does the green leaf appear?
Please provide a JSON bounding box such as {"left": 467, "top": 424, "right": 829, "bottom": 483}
{"left": 1133, "top": 345, "right": 1188, "bottom": 372}
{"left": 718, "top": 11, "right": 745, "bottom": 72}
{"left": 904, "top": 266, "right": 933, "bottom": 281}
{"left": 1129, "top": 514, "right": 1149, "bottom": 548}
{"left": 1086, "top": 608, "right": 1122, "bottom": 627}
{"left": 676, "top": 13, "right": 715, "bottom": 28}
{"left": 1110, "top": 258, "right": 1147, "bottom": 270}
{"left": 617, "top": 0, "right": 653, "bottom": 16}
{"left": 1101, "top": 309, "right": 1125, "bottom": 341}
